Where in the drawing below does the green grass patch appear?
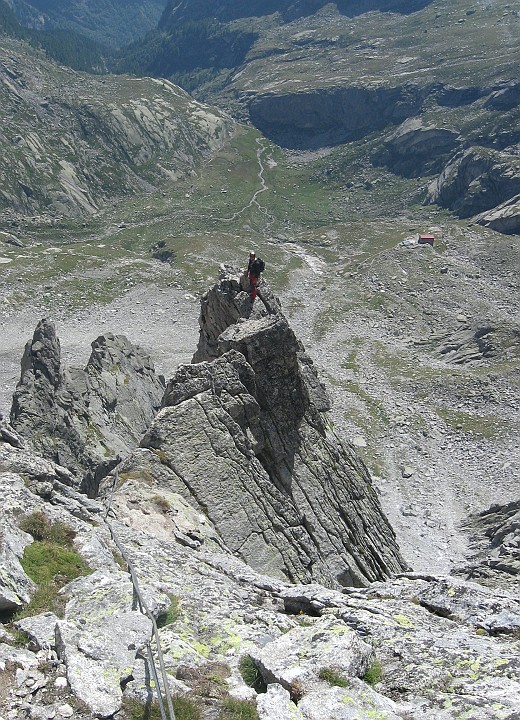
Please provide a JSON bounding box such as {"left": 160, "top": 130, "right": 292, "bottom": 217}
{"left": 363, "top": 660, "right": 383, "bottom": 687}
{"left": 219, "top": 698, "right": 259, "bottom": 720}
{"left": 434, "top": 407, "right": 513, "bottom": 439}
{"left": 10, "top": 628, "right": 31, "bottom": 648}
{"left": 15, "top": 512, "right": 91, "bottom": 619}
{"left": 238, "top": 656, "right": 266, "bottom": 693}
{"left": 157, "top": 595, "right": 181, "bottom": 629}
{"left": 20, "top": 541, "right": 91, "bottom": 589}
{"left": 122, "top": 696, "right": 202, "bottom": 720}
{"left": 318, "top": 667, "right": 350, "bottom": 688}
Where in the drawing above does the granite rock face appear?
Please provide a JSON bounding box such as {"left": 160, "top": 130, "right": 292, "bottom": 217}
{"left": 0, "top": 41, "right": 233, "bottom": 219}
{"left": 55, "top": 572, "right": 155, "bottom": 718}
{"left": 457, "top": 500, "right": 520, "bottom": 592}
{"left": 10, "top": 319, "right": 165, "bottom": 496}
{"left": 373, "top": 117, "right": 460, "bottom": 177}
{"left": 0, "top": 517, "right": 36, "bottom": 612}
{"left": 109, "top": 269, "right": 407, "bottom": 588}
{"left": 475, "top": 193, "right": 520, "bottom": 234}
{"left": 427, "top": 146, "right": 520, "bottom": 218}
{"left": 248, "top": 84, "right": 426, "bottom": 150}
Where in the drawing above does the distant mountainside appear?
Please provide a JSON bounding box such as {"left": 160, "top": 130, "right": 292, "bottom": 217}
{"left": 117, "top": 0, "right": 520, "bottom": 233}
{"left": 0, "top": 34, "right": 233, "bottom": 219}
{"left": 160, "top": 0, "right": 433, "bottom": 23}
{"left": 7, "top": 0, "right": 166, "bottom": 47}
{"left": 0, "top": 0, "right": 107, "bottom": 70}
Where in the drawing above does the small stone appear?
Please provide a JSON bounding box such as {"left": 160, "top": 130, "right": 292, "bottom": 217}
{"left": 402, "top": 466, "right": 415, "bottom": 478}
{"left": 54, "top": 677, "right": 68, "bottom": 690}
{"left": 352, "top": 435, "right": 367, "bottom": 448}
{"left": 57, "top": 705, "right": 73, "bottom": 718}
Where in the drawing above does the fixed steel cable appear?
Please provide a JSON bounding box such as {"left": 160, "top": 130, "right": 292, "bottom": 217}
{"left": 103, "top": 470, "right": 176, "bottom": 720}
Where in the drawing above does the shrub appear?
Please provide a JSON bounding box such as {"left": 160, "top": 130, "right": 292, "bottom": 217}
{"left": 19, "top": 512, "right": 76, "bottom": 546}
{"left": 19, "top": 511, "right": 51, "bottom": 541}
{"left": 152, "top": 495, "right": 171, "bottom": 514}
{"left": 173, "top": 696, "right": 202, "bottom": 720}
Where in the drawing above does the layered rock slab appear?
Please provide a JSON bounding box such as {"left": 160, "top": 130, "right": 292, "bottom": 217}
{"left": 110, "top": 270, "right": 407, "bottom": 588}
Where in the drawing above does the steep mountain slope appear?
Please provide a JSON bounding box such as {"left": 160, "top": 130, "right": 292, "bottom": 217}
{"left": 7, "top": 0, "right": 166, "bottom": 47}
{"left": 0, "top": 36, "right": 233, "bottom": 219}
{"left": 112, "top": 270, "right": 407, "bottom": 587}
{"left": 0, "top": 0, "right": 517, "bottom": 589}
{"left": 0, "top": 0, "right": 108, "bottom": 71}
{"left": 160, "top": 0, "right": 435, "bottom": 23}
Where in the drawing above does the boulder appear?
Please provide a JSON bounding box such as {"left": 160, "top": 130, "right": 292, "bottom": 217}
{"left": 56, "top": 571, "right": 154, "bottom": 718}
{"left": 15, "top": 612, "right": 60, "bottom": 651}
{"left": 249, "top": 615, "right": 373, "bottom": 692}
{"left": 298, "top": 681, "right": 403, "bottom": 720}
{"left": 279, "top": 577, "right": 520, "bottom": 719}
{"left": 10, "top": 319, "right": 165, "bottom": 496}
{"left": 257, "top": 684, "right": 302, "bottom": 720}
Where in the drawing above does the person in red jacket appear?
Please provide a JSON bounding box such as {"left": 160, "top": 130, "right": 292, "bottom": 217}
{"left": 248, "top": 254, "right": 265, "bottom": 300}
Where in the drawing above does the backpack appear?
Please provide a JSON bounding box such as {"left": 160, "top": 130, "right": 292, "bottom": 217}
{"left": 251, "top": 258, "right": 265, "bottom": 275}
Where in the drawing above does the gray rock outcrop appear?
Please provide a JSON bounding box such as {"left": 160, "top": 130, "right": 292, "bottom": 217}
{"left": 0, "top": 519, "right": 36, "bottom": 612}
{"left": 457, "top": 500, "right": 520, "bottom": 592}
{"left": 475, "top": 193, "right": 520, "bottom": 234}
{"left": 1, "top": 428, "right": 519, "bottom": 719}
{"left": 427, "top": 146, "right": 520, "bottom": 218}
{"left": 373, "top": 117, "right": 460, "bottom": 177}
{"left": 0, "top": 41, "right": 233, "bottom": 218}
{"left": 10, "top": 319, "right": 165, "bottom": 496}
{"left": 484, "top": 81, "right": 520, "bottom": 111}
{"left": 56, "top": 571, "right": 155, "bottom": 718}
{"left": 108, "top": 269, "right": 407, "bottom": 588}
{"left": 248, "top": 85, "right": 426, "bottom": 150}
